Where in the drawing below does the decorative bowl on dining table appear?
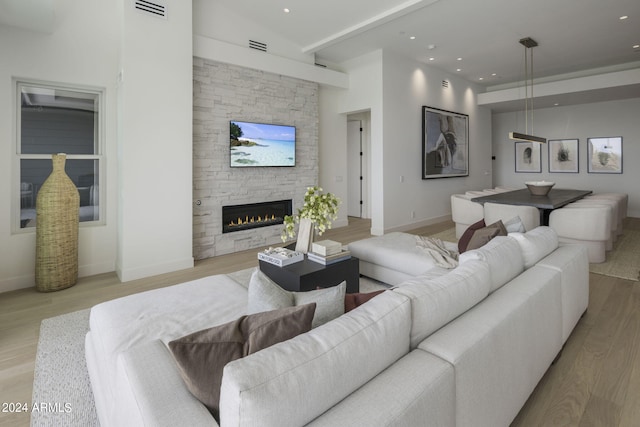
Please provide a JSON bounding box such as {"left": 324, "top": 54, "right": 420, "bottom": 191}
{"left": 525, "top": 181, "right": 555, "bottom": 196}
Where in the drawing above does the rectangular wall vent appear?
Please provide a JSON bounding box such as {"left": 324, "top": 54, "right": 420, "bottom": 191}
{"left": 442, "top": 80, "right": 449, "bottom": 88}
{"left": 249, "top": 40, "right": 267, "bottom": 52}
{"left": 134, "top": 0, "right": 167, "bottom": 19}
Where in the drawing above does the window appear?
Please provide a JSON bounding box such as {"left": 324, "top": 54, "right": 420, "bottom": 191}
{"left": 16, "top": 80, "right": 104, "bottom": 230}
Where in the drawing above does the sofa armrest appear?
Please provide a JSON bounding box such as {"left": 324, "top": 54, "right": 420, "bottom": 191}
{"left": 121, "top": 339, "right": 217, "bottom": 427}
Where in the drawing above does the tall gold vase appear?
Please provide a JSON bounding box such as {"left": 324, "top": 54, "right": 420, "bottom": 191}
{"left": 35, "top": 154, "right": 80, "bottom": 292}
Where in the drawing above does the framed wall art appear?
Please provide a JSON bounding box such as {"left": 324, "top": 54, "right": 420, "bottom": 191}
{"left": 515, "top": 141, "right": 541, "bottom": 173}
{"left": 588, "top": 137, "right": 622, "bottom": 174}
{"left": 548, "top": 139, "right": 579, "bottom": 173}
{"left": 422, "top": 106, "right": 469, "bottom": 179}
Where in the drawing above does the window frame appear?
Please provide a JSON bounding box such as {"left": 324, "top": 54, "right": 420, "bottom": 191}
{"left": 13, "top": 78, "right": 106, "bottom": 234}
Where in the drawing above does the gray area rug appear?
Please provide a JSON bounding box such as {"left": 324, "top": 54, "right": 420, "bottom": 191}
{"left": 31, "top": 272, "right": 390, "bottom": 426}
{"left": 31, "top": 308, "right": 97, "bottom": 427}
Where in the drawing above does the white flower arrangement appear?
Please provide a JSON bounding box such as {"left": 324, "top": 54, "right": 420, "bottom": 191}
{"left": 281, "top": 186, "right": 340, "bottom": 242}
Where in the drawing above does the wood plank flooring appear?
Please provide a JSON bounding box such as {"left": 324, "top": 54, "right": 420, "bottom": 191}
{"left": 1, "top": 217, "right": 639, "bottom": 426}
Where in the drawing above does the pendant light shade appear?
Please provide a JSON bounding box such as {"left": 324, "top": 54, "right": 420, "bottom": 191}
{"left": 510, "top": 37, "right": 546, "bottom": 144}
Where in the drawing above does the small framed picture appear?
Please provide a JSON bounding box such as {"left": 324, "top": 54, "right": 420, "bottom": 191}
{"left": 588, "top": 137, "right": 623, "bottom": 174}
{"left": 515, "top": 141, "right": 541, "bottom": 173}
{"left": 548, "top": 139, "right": 579, "bottom": 173}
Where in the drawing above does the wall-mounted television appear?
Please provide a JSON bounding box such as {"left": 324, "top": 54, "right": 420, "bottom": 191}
{"left": 230, "top": 120, "right": 296, "bottom": 167}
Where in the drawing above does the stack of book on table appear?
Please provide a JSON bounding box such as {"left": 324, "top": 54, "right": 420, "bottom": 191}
{"left": 258, "top": 247, "right": 304, "bottom": 267}
{"left": 307, "top": 240, "right": 351, "bottom": 265}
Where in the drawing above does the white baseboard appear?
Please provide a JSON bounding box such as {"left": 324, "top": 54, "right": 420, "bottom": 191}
{"left": 0, "top": 261, "right": 118, "bottom": 294}
{"left": 117, "top": 257, "right": 195, "bottom": 283}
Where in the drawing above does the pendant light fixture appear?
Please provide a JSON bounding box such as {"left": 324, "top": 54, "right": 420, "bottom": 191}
{"left": 509, "top": 37, "right": 546, "bottom": 144}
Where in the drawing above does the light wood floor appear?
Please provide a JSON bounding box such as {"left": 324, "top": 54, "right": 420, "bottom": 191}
{"left": 1, "top": 217, "right": 639, "bottom": 426}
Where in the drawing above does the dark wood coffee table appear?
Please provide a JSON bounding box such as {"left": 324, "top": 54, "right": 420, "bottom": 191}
{"left": 259, "top": 256, "right": 360, "bottom": 293}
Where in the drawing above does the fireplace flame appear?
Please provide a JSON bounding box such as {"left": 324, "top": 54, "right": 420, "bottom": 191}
{"left": 228, "top": 213, "right": 279, "bottom": 228}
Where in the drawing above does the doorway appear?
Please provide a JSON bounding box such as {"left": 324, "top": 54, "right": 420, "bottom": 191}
{"left": 347, "top": 113, "right": 370, "bottom": 219}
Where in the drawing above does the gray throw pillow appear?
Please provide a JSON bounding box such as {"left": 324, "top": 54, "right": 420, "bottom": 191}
{"left": 248, "top": 268, "right": 346, "bottom": 328}
{"left": 504, "top": 215, "right": 526, "bottom": 233}
{"left": 168, "top": 303, "right": 316, "bottom": 421}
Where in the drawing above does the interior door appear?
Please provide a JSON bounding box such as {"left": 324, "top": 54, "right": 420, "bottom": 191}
{"left": 347, "top": 120, "right": 362, "bottom": 217}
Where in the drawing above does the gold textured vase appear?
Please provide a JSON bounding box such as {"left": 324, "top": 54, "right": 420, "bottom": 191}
{"left": 35, "top": 154, "right": 80, "bottom": 292}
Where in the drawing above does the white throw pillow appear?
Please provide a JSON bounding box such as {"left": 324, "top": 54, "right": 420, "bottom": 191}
{"left": 504, "top": 215, "right": 526, "bottom": 233}
{"left": 508, "top": 226, "right": 559, "bottom": 268}
{"left": 247, "top": 268, "right": 346, "bottom": 328}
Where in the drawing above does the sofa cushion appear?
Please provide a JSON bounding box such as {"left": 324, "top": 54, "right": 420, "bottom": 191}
{"left": 247, "top": 268, "right": 345, "bottom": 328}
{"left": 348, "top": 232, "right": 447, "bottom": 277}
{"left": 509, "top": 226, "right": 559, "bottom": 269}
{"left": 168, "top": 304, "right": 316, "bottom": 420}
{"left": 344, "top": 290, "right": 386, "bottom": 312}
{"left": 459, "top": 236, "right": 525, "bottom": 293}
{"left": 305, "top": 350, "right": 455, "bottom": 427}
{"left": 219, "top": 290, "right": 411, "bottom": 427}
{"left": 393, "top": 259, "right": 492, "bottom": 349}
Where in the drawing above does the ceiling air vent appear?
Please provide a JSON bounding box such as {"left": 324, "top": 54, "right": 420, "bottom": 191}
{"left": 249, "top": 40, "right": 267, "bottom": 52}
{"left": 442, "top": 80, "right": 449, "bottom": 88}
{"left": 134, "top": 0, "right": 167, "bottom": 19}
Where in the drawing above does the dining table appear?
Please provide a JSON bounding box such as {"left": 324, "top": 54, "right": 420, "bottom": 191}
{"left": 470, "top": 188, "right": 593, "bottom": 226}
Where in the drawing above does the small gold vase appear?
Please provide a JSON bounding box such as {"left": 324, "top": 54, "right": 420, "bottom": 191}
{"left": 35, "top": 154, "right": 80, "bottom": 292}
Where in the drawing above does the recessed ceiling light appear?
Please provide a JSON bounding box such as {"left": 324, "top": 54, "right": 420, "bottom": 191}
{"left": 554, "top": 103, "right": 560, "bottom": 106}
{"left": 491, "top": 73, "right": 497, "bottom": 76}
{"left": 634, "top": 44, "right": 640, "bottom": 49}
{"left": 429, "top": 57, "right": 435, "bottom": 61}
{"left": 457, "top": 57, "right": 462, "bottom": 61}
{"left": 427, "top": 44, "right": 436, "bottom": 50}
{"left": 456, "top": 68, "right": 462, "bottom": 72}
{"left": 479, "top": 77, "right": 484, "bottom": 81}
{"left": 620, "top": 15, "right": 628, "bottom": 20}
{"left": 410, "top": 36, "right": 416, "bottom": 40}
{"left": 283, "top": 8, "right": 290, "bottom": 13}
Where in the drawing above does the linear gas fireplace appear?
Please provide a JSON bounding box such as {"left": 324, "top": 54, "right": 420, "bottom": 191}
{"left": 222, "top": 199, "right": 293, "bottom": 234}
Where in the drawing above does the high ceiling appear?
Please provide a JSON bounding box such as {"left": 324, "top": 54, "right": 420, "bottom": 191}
{"left": 3, "top": 0, "right": 639, "bottom": 110}
{"left": 218, "top": 0, "right": 640, "bottom": 89}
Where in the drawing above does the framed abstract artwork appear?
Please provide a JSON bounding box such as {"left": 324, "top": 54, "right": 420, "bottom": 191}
{"left": 422, "top": 106, "right": 469, "bottom": 179}
{"left": 548, "top": 139, "right": 579, "bottom": 173}
{"left": 515, "top": 141, "right": 541, "bottom": 173}
{"left": 588, "top": 137, "right": 622, "bottom": 174}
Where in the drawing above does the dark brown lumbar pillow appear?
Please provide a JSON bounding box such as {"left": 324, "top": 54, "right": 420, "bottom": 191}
{"left": 168, "top": 303, "right": 316, "bottom": 421}
{"left": 458, "top": 219, "right": 486, "bottom": 253}
{"left": 344, "top": 290, "right": 386, "bottom": 312}
{"left": 465, "top": 220, "right": 508, "bottom": 252}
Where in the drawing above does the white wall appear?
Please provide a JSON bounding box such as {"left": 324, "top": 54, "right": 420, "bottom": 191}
{"left": 0, "top": 3, "right": 119, "bottom": 292}
{"left": 116, "top": 0, "right": 194, "bottom": 281}
{"left": 335, "top": 51, "right": 385, "bottom": 234}
{"left": 0, "top": 0, "right": 195, "bottom": 292}
{"left": 492, "top": 97, "right": 640, "bottom": 216}
{"left": 318, "top": 86, "right": 349, "bottom": 229}
{"left": 318, "top": 50, "right": 493, "bottom": 235}
{"left": 380, "top": 50, "right": 492, "bottom": 232}
{"left": 193, "top": 0, "right": 314, "bottom": 66}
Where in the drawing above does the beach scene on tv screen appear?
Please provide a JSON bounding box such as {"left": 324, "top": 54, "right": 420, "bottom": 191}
{"left": 230, "top": 121, "right": 296, "bottom": 167}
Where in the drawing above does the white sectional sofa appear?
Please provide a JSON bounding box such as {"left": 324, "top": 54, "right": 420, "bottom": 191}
{"left": 85, "top": 227, "right": 589, "bottom": 427}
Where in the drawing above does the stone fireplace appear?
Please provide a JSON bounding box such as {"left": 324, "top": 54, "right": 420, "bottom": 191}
{"left": 192, "top": 59, "right": 318, "bottom": 259}
{"left": 222, "top": 199, "right": 293, "bottom": 234}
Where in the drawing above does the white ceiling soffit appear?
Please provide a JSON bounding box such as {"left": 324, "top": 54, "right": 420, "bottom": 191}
{"left": 302, "top": 0, "right": 441, "bottom": 54}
